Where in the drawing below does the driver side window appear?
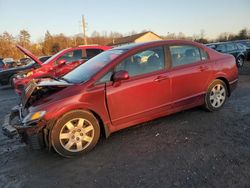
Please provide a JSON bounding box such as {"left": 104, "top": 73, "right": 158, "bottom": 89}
{"left": 55, "top": 50, "right": 82, "bottom": 65}
{"left": 115, "top": 46, "right": 165, "bottom": 77}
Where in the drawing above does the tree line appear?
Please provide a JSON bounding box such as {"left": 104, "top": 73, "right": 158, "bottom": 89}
{"left": 0, "top": 28, "right": 249, "bottom": 60}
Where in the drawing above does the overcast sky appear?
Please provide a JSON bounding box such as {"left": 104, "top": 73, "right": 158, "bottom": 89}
{"left": 0, "top": 0, "right": 249, "bottom": 41}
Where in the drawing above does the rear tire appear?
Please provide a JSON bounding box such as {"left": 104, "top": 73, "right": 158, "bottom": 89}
{"left": 51, "top": 110, "right": 100, "bottom": 157}
{"left": 204, "top": 79, "right": 228, "bottom": 111}
{"left": 236, "top": 56, "right": 244, "bottom": 68}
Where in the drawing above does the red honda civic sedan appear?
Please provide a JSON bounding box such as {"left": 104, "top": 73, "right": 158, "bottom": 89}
{"left": 3, "top": 40, "right": 238, "bottom": 157}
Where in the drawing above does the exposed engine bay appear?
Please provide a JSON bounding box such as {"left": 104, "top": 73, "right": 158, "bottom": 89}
{"left": 22, "top": 78, "right": 72, "bottom": 108}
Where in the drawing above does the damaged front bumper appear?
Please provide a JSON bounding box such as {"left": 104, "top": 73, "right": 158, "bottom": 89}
{"left": 2, "top": 105, "right": 47, "bottom": 149}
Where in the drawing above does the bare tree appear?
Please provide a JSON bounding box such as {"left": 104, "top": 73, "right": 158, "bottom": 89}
{"left": 18, "top": 30, "right": 30, "bottom": 48}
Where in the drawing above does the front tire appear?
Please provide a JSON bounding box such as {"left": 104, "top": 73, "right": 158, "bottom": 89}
{"left": 204, "top": 79, "right": 228, "bottom": 111}
{"left": 51, "top": 110, "right": 100, "bottom": 157}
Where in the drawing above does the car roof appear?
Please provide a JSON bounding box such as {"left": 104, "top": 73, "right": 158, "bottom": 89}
{"left": 58, "top": 45, "right": 111, "bottom": 53}
{"left": 77, "top": 45, "right": 111, "bottom": 50}
{"left": 206, "top": 41, "right": 245, "bottom": 46}
{"left": 113, "top": 40, "right": 205, "bottom": 51}
{"left": 39, "top": 55, "right": 51, "bottom": 58}
{"left": 207, "top": 42, "right": 229, "bottom": 46}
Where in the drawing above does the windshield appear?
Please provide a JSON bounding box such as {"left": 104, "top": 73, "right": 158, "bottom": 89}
{"left": 207, "top": 45, "right": 216, "bottom": 49}
{"left": 25, "top": 60, "right": 36, "bottom": 66}
{"left": 43, "top": 50, "right": 62, "bottom": 64}
{"left": 63, "top": 49, "right": 126, "bottom": 83}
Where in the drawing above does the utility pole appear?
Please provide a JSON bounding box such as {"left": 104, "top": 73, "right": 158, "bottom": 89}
{"left": 82, "top": 15, "right": 87, "bottom": 45}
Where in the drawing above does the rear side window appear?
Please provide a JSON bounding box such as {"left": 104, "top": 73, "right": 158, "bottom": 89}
{"left": 170, "top": 45, "right": 202, "bottom": 67}
{"left": 86, "top": 49, "right": 104, "bottom": 59}
{"left": 200, "top": 49, "right": 208, "bottom": 60}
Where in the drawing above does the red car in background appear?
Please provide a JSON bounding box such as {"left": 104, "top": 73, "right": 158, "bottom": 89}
{"left": 3, "top": 40, "right": 238, "bottom": 157}
{"left": 13, "top": 45, "right": 111, "bottom": 94}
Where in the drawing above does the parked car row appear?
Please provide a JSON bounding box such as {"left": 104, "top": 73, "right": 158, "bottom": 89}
{"left": 0, "top": 58, "right": 5, "bottom": 70}
{"left": 0, "top": 45, "right": 111, "bottom": 90}
{"left": 12, "top": 45, "right": 111, "bottom": 94}
{"left": 0, "top": 55, "right": 51, "bottom": 85}
{"left": 2, "top": 40, "right": 238, "bottom": 157}
{"left": 0, "top": 58, "right": 17, "bottom": 70}
{"left": 17, "top": 57, "right": 32, "bottom": 66}
{"left": 206, "top": 39, "right": 250, "bottom": 67}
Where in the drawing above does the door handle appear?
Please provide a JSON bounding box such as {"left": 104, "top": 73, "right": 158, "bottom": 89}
{"left": 154, "top": 76, "right": 169, "bottom": 82}
{"left": 199, "top": 66, "right": 208, "bottom": 71}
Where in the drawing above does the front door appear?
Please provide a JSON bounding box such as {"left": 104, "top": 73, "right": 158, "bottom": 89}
{"left": 106, "top": 46, "right": 171, "bottom": 127}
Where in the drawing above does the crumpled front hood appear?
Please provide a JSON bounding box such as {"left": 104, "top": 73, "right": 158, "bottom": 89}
{"left": 21, "top": 78, "right": 73, "bottom": 108}
{"left": 37, "top": 78, "right": 73, "bottom": 87}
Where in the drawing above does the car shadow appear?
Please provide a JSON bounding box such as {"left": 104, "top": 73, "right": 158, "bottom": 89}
{"left": 0, "top": 85, "right": 12, "bottom": 90}
{"left": 239, "top": 61, "right": 250, "bottom": 75}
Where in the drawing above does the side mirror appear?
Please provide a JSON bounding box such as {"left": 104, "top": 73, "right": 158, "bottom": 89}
{"left": 113, "top": 70, "right": 129, "bottom": 82}
{"left": 58, "top": 59, "right": 67, "bottom": 66}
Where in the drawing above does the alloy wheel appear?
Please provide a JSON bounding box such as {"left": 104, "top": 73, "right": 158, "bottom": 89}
{"left": 237, "top": 57, "right": 244, "bottom": 67}
{"left": 209, "top": 84, "right": 226, "bottom": 108}
{"left": 59, "top": 118, "right": 94, "bottom": 152}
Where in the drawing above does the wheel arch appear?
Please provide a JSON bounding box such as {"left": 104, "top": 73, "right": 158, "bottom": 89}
{"left": 236, "top": 53, "right": 245, "bottom": 60}
{"left": 46, "top": 106, "right": 110, "bottom": 149}
{"left": 215, "top": 77, "right": 231, "bottom": 96}
{"left": 88, "top": 109, "right": 111, "bottom": 138}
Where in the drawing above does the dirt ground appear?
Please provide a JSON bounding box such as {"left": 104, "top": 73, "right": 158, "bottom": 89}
{"left": 0, "top": 63, "right": 249, "bottom": 188}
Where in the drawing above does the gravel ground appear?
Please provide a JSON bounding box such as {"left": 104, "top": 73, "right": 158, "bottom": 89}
{"left": 0, "top": 62, "right": 249, "bottom": 188}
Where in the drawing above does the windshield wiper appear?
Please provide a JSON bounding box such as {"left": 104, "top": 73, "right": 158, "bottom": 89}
{"left": 39, "top": 75, "right": 71, "bottom": 83}
{"left": 59, "top": 77, "right": 70, "bottom": 83}
{"left": 39, "top": 75, "right": 60, "bottom": 81}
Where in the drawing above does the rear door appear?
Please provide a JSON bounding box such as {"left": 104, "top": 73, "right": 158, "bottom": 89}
{"left": 105, "top": 46, "right": 171, "bottom": 127}
{"left": 226, "top": 43, "right": 238, "bottom": 57}
{"left": 168, "top": 44, "right": 212, "bottom": 108}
